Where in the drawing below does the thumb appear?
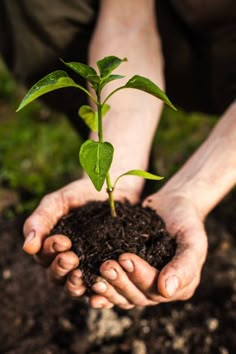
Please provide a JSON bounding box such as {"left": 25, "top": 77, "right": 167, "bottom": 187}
{"left": 22, "top": 179, "right": 102, "bottom": 254}
{"left": 23, "top": 191, "right": 70, "bottom": 254}
{"left": 158, "top": 223, "right": 208, "bottom": 298}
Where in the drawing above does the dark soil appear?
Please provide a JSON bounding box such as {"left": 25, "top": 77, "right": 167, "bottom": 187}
{"left": 51, "top": 201, "right": 176, "bottom": 287}
{"left": 0, "top": 198, "right": 236, "bottom": 353}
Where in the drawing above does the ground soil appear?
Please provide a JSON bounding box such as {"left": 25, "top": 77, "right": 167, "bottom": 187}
{"left": 51, "top": 201, "right": 176, "bottom": 287}
{"left": 0, "top": 201, "right": 236, "bottom": 354}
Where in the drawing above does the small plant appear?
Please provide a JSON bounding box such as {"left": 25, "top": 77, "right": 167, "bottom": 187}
{"left": 17, "top": 56, "right": 176, "bottom": 217}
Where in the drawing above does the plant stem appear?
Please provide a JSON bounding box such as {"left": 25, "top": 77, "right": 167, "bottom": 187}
{"left": 97, "top": 88, "right": 117, "bottom": 217}
{"left": 75, "top": 84, "right": 98, "bottom": 105}
{"left": 106, "top": 175, "right": 117, "bottom": 217}
{"left": 102, "top": 86, "right": 126, "bottom": 106}
{"left": 97, "top": 101, "right": 103, "bottom": 143}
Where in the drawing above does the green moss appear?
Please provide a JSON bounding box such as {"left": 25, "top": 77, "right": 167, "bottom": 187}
{"left": 0, "top": 61, "right": 82, "bottom": 211}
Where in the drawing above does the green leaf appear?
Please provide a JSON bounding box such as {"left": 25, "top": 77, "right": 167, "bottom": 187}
{"left": 17, "top": 70, "right": 80, "bottom": 111}
{"left": 79, "top": 104, "right": 110, "bottom": 132}
{"left": 79, "top": 106, "right": 97, "bottom": 131}
{"left": 87, "top": 75, "right": 101, "bottom": 84}
{"left": 97, "top": 56, "right": 127, "bottom": 78}
{"left": 125, "top": 75, "right": 177, "bottom": 110}
{"left": 100, "top": 74, "right": 125, "bottom": 89}
{"left": 100, "top": 104, "right": 111, "bottom": 121}
{"left": 114, "top": 169, "right": 164, "bottom": 190}
{"left": 61, "top": 59, "right": 98, "bottom": 82}
{"left": 79, "top": 140, "right": 114, "bottom": 191}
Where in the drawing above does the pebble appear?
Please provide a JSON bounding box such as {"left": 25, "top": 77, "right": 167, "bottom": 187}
{"left": 58, "top": 317, "right": 74, "bottom": 331}
{"left": 184, "top": 302, "right": 193, "bottom": 311}
{"left": 219, "top": 347, "right": 229, "bottom": 354}
{"left": 165, "top": 323, "right": 175, "bottom": 337}
{"left": 173, "top": 336, "right": 185, "bottom": 350}
{"left": 2, "top": 269, "right": 12, "bottom": 280}
{"left": 132, "top": 339, "right": 147, "bottom": 354}
{"left": 140, "top": 319, "right": 150, "bottom": 334}
{"left": 206, "top": 318, "right": 219, "bottom": 332}
{"left": 219, "top": 241, "right": 231, "bottom": 251}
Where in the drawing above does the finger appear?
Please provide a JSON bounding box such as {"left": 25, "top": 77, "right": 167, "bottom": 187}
{"left": 118, "top": 253, "right": 200, "bottom": 304}
{"left": 22, "top": 180, "right": 95, "bottom": 255}
{"left": 23, "top": 191, "right": 71, "bottom": 255}
{"left": 91, "top": 278, "right": 134, "bottom": 309}
{"left": 48, "top": 251, "right": 79, "bottom": 282}
{"left": 158, "top": 226, "right": 207, "bottom": 298}
{"left": 100, "top": 260, "right": 152, "bottom": 306}
{"left": 36, "top": 235, "right": 72, "bottom": 266}
{"left": 119, "top": 253, "right": 160, "bottom": 300}
{"left": 65, "top": 269, "right": 87, "bottom": 298}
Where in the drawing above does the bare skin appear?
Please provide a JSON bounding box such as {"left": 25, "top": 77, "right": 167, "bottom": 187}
{"left": 22, "top": 0, "right": 236, "bottom": 309}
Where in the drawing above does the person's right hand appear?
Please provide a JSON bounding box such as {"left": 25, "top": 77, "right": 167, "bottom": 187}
{"left": 22, "top": 177, "right": 140, "bottom": 306}
{"left": 88, "top": 189, "right": 208, "bottom": 309}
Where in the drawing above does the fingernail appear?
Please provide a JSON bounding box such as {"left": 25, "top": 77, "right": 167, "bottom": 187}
{"left": 92, "top": 281, "right": 107, "bottom": 293}
{"left": 23, "top": 230, "right": 36, "bottom": 248}
{"left": 119, "top": 259, "right": 134, "bottom": 272}
{"left": 53, "top": 242, "right": 65, "bottom": 252}
{"left": 70, "top": 274, "right": 82, "bottom": 286}
{"left": 103, "top": 268, "right": 117, "bottom": 280}
{"left": 59, "top": 259, "right": 75, "bottom": 270}
{"left": 165, "top": 275, "right": 179, "bottom": 297}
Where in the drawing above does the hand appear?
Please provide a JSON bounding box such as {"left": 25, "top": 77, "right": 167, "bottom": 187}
{"left": 89, "top": 102, "right": 236, "bottom": 308}
{"left": 23, "top": 177, "right": 140, "bottom": 304}
{"left": 89, "top": 190, "right": 208, "bottom": 309}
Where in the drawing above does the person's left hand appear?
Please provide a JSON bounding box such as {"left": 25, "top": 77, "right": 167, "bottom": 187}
{"left": 88, "top": 190, "right": 208, "bottom": 309}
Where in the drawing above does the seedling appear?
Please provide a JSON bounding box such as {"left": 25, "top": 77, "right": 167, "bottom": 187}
{"left": 17, "top": 56, "right": 176, "bottom": 217}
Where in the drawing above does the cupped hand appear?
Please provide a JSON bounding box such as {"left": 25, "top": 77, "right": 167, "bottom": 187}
{"left": 90, "top": 191, "right": 208, "bottom": 309}
{"left": 23, "top": 177, "right": 140, "bottom": 305}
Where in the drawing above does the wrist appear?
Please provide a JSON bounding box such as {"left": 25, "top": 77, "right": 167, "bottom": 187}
{"left": 157, "top": 103, "right": 236, "bottom": 220}
{"left": 157, "top": 182, "right": 207, "bottom": 221}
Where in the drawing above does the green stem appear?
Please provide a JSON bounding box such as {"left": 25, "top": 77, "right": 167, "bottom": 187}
{"left": 75, "top": 84, "right": 98, "bottom": 105}
{"left": 97, "top": 87, "right": 117, "bottom": 217}
{"left": 106, "top": 175, "right": 117, "bottom": 217}
{"left": 102, "top": 86, "right": 125, "bottom": 106}
{"left": 97, "top": 97, "right": 103, "bottom": 143}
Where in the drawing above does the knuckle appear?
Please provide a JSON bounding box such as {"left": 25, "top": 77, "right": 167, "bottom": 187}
{"left": 40, "top": 193, "right": 54, "bottom": 206}
{"left": 117, "top": 282, "right": 130, "bottom": 293}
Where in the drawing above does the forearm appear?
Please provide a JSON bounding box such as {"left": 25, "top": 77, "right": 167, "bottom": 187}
{"left": 88, "top": 0, "right": 164, "bottom": 192}
{"left": 160, "top": 102, "right": 236, "bottom": 219}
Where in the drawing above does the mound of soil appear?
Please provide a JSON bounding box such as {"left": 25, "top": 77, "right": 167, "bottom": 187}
{"left": 51, "top": 201, "right": 176, "bottom": 287}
